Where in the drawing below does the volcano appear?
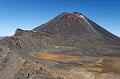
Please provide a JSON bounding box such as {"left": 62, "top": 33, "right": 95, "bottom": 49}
{"left": 33, "top": 12, "right": 120, "bottom": 56}
{"left": 0, "top": 12, "right": 120, "bottom": 79}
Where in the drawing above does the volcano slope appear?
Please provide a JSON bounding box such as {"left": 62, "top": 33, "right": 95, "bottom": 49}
{"left": 0, "top": 12, "right": 120, "bottom": 79}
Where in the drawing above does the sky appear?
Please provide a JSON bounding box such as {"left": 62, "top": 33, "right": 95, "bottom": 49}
{"left": 0, "top": 0, "right": 120, "bottom": 37}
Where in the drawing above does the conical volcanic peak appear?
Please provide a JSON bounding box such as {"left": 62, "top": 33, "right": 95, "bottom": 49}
{"left": 34, "top": 12, "right": 101, "bottom": 36}
{"left": 33, "top": 12, "right": 120, "bottom": 56}
{"left": 34, "top": 12, "right": 120, "bottom": 42}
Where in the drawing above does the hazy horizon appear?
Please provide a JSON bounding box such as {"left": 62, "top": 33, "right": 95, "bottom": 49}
{"left": 0, "top": 0, "right": 120, "bottom": 37}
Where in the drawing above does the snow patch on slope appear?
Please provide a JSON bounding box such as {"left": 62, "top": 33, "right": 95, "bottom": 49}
{"left": 80, "top": 15, "right": 94, "bottom": 30}
{"left": 80, "top": 15, "right": 98, "bottom": 33}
